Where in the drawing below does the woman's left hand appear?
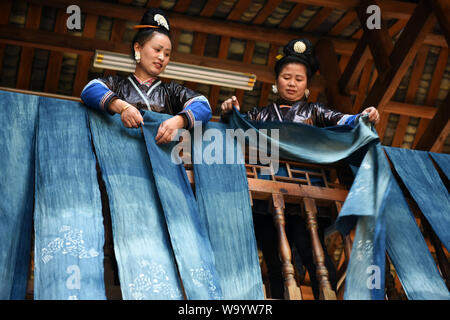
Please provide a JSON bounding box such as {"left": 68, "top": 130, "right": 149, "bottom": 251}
{"left": 361, "top": 106, "right": 380, "bottom": 125}
{"left": 155, "top": 115, "right": 187, "bottom": 144}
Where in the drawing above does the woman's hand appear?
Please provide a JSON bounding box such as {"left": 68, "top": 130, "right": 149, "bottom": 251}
{"left": 121, "top": 105, "right": 144, "bottom": 128}
{"left": 361, "top": 106, "right": 380, "bottom": 125}
{"left": 220, "top": 96, "right": 240, "bottom": 114}
{"left": 155, "top": 115, "right": 187, "bottom": 144}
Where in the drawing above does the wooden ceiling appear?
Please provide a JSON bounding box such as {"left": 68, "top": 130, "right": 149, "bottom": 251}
{"left": 0, "top": 0, "right": 449, "bottom": 153}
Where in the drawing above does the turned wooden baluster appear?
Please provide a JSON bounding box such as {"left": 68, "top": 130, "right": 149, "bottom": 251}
{"left": 303, "top": 197, "right": 337, "bottom": 300}
{"left": 271, "top": 193, "right": 302, "bottom": 300}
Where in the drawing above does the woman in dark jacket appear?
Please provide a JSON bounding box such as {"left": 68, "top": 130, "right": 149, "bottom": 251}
{"left": 221, "top": 38, "right": 379, "bottom": 299}
{"left": 81, "top": 8, "right": 212, "bottom": 144}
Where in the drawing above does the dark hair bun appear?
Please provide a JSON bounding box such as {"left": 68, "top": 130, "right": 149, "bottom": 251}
{"left": 275, "top": 38, "right": 319, "bottom": 79}
{"left": 138, "top": 8, "right": 170, "bottom": 34}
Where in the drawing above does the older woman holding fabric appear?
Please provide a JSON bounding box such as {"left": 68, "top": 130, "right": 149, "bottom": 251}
{"left": 220, "top": 38, "right": 380, "bottom": 299}
{"left": 81, "top": 8, "right": 212, "bottom": 144}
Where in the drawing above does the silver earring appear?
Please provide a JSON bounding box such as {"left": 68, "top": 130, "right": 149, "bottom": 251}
{"left": 272, "top": 84, "right": 278, "bottom": 94}
{"left": 135, "top": 51, "right": 141, "bottom": 64}
{"left": 304, "top": 88, "right": 310, "bottom": 99}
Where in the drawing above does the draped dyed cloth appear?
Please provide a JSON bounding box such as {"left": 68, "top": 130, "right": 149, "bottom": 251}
{"left": 0, "top": 91, "right": 38, "bottom": 299}
{"left": 227, "top": 109, "right": 449, "bottom": 300}
{"left": 429, "top": 152, "right": 450, "bottom": 181}
{"left": 33, "top": 97, "right": 106, "bottom": 300}
{"left": 190, "top": 120, "right": 264, "bottom": 300}
{"left": 2, "top": 90, "right": 449, "bottom": 300}
{"left": 87, "top": 110, "right": 185, "bottom": 300}
{"left": 140, "top": 111, "right": 223, "bottom": 300}
{"left": 384, "top": 147, "right": 450, "bottom": 251}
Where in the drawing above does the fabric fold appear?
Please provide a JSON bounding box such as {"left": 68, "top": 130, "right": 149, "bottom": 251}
{"left": 0, "top": 90, "right": 38, "bottom": 299}
{"left": 33, "top": 97, "right": 106, "bottom": 300}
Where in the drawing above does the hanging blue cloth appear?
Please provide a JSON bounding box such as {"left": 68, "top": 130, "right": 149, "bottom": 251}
{"left": 140, "top": 111, "right": 222, "bottom": 300}
{"left": 429, "top": 152, "right": 450, "bottom": 181}
{"left": 227, "top": 109, "right": 449, "bottom": 300}
{"left": 87, "top": 110, "right": 184, "bottom": 300}
{"left": 384, "top": 147, "right": 450, "bottom": 251}
{"left": 190, "top": 120, "right": 264, "bottom": 299}
{"left": 33, "top": 97, "right": 106, "bottom": 300}
{"left": 0, "top": 90, "right": 38, "bottom": 299}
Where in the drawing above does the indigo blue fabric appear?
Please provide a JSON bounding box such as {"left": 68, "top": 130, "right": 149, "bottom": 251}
{"left": 229, "top": 110, "right": 449, "bottom": 300}
{"left": 88, "top": 110, "right": 184, "bottom": 300}
{"left": 0, "top": 90, "right": 38, "bottom": 299}
{"left": 429, "top": 152, "right": 450, "bottom": 181}
{"left": 384, "top": 147, "right": 450, "bottom": 251}
{"left": 33, "top": 97, "right": 106, "bottom": 300}
{"left": 384, "top": 175, "right": 449, "bottom": 300}
{"left": 191, "top": 120, "right": 264, "bottom": 299}
{"left": 141, "top": 111, "right": 222, "bottom": 300}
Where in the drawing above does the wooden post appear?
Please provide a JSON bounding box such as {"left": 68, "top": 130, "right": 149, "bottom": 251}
{"left": 303, "top": 197, "right": 337, "bottom": 300}
{"left": 271, "top": 193, "right": 302, "bottom": 300}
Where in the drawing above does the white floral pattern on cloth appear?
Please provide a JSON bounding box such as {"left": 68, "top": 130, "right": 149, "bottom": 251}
{"left": 355, "top": 239, "right": 374, "bottom": 262}
{"left": 128, "top": 260, "right": 183, "bottom": 300}
{"left": 190, "top": 266, "right": 222, "bottom": 300}
{"left": 41, "top": 225, "right": 99, "bottom": 264}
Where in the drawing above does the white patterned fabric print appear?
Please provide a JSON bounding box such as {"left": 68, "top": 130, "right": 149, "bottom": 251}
{"left": 190, "top": 267, "right": 222, "bottom": 300}
{"left": 41, "top": 225, "right": 99, "bottom": 264}
{"left": 128, "top": 260, "right": 183, "bottom": 300}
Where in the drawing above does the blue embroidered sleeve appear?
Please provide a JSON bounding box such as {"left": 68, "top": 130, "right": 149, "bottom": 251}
{"left": 80, "top": 79, "right": 118, "bottom": 113}
{"left": 337, "top": 114, "right": 360, "bottom": 127}
{"left": 178, "top": 96, "right": 212, "bottom": 129}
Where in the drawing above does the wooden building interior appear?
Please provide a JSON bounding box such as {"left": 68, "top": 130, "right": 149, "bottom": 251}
{"left": 0, "top": 0, "right": 448, "bottom": 300}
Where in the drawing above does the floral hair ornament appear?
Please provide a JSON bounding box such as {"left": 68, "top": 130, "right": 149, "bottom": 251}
{"left": 293, "top": 41, "right": 307, "bottom": 54}
{"left": 132, "top": 14, "right": 170, "bottom": 31}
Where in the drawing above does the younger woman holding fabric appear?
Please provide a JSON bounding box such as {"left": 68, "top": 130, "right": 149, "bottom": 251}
{"left": 81, "top": 8, "right": 212, "bottom": 144}
{"left": 220, "top": 38, "right": 380, "bottom": 299}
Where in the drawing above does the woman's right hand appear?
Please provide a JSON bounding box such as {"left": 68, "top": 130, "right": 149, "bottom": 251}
{"left": 109, "top": 99, "right": 144, "bottom": 128}
{"left": 121, "top": 105, "right": 144, "bottom": 128}
{"left": 220, "top": 96, "right": 240, "bottom": 114}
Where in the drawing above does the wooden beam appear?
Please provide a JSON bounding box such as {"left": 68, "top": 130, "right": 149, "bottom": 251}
{"left": 415, "top": 92, "right": 450, "bottom": 152}
{"left": 72, "top": 14, "right": 98, "bottom": 97}
{"left": 338, "top": 32, "right": 370, "bottom": 95}
{"left": 384, "top": 101, "right": 437, "bottom": 119}
{"left": 315, "top": 39, "right": 353, "bottom": 114}
{"left": 329, "top": 10, "right": 357, "bottom": 36}
{"left": 279, "top": 3, "right": 308, "bottom": 29}
{"left": 173, "top": 0, "right": 192, "bottom": 13}
{"left": 227, "top": 0, "right": 252, "bottom": 21}
{"left": 44, "top": 9, "right": 67, "bottom": 93}
{"left": 288, "top": 0, "right": 416, "bottom": 20}
{"left": 303, "top": 7, "right": 334, "bottom": 32}
{"left": 356, "top": 0, "right": 394, "bottom": 77}
{"left": 430, "top": 0, "right": 450, "bottom": 45}
{"left": 199, "top": 0, "right": 221, "bottom": 17}
{"left": 0, "top": 24, "right": 328, "bottom": 88}
{"left": 16, "top": 3, "right": 41, "bottom": 90}
{"left": 0, "top": 0, "right": 13, "bottom": 75}
{"left": 360, "top": 0, "right": 437, "bottom": 114}
{"left": 352, "top": 58, "right": 373, "bottom": 114}
{"left": 252, "top": 0, "right": 283, "bottom": 25}
{"left": 391, "top": 45, "right": 429, "bottom": 147}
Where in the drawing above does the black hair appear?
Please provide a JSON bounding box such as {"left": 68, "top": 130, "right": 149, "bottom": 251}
{"left": 130, "top": 8, "right": 171, "bottom": 58}
{"left": 274, "top": 38, "right": 319, "bottom": 81}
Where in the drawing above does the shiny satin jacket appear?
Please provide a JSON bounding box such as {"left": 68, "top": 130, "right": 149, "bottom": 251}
{"left": 81, "top": 74, "right": 212, "bottom": 129}
{"left": 244, "top": 99, "right": 358, "bottom": 127}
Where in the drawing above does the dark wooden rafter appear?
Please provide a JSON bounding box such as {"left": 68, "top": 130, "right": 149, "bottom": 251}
{"left": 0, "top": 0, "right": 13, "bottom": 75}
{"left": 252, "top": 0, "right": 283, "bottom": 25}
{"left": 227, "top": 0, "right": 252, "bottom": 22}
{"left": 413, "top": 47, "right": 449, "bottom": 148}
{"left": 361, "top": 0, "right": 437, "bottom": 116}
{"left": 44, "top": 9, "right": 67, "bottom": 93}
{"left": 72, "top": 14, "right": 98, "bottom": 97}
{"left": 315, "top": 39, "right": 353, "bottom": 114}
{"left": 16, "top": 3, "right": 42, "bottom": 90}
{"left": 391, "top": 45, "right": 429, "bottom": 147}
{"left": 356, "top": 0, "right": 394, "bottom": 77}
{"left": 303, "top": 7, "right": 334, "bottom": 32}
{"left": 279, "top": 3, "right": 308, "bottom": 29}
